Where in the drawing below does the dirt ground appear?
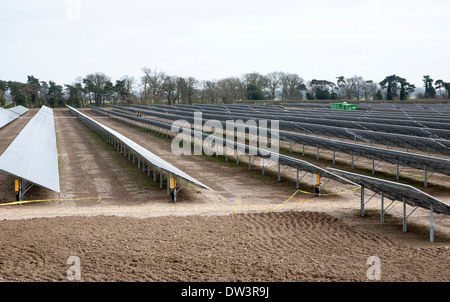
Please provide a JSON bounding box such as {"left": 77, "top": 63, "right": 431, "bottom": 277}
{"left": 0, "top": 108, "right": 449, "bottom": 282}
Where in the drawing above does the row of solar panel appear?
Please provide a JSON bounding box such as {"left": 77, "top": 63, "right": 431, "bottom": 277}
{"left": 101, "top": 104, "right": 450, "bottom": 242}
{"left": 0, "top": 106, "right": 29, "bottom": 129}
{"left": 0, "top": 106, "right": 60, "bottom": 201}
{"left": 126, "top": 105, "right": 450, "bottom": 155}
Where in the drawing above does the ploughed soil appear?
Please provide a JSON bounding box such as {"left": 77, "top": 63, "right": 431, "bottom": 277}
{"left": 0, "top": 108, "right": 449, "bottom": 282}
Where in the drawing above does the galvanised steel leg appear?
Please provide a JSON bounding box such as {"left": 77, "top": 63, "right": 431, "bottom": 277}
{"left": 138, "top": 156, "right": 141, "bottom": 169}
{"left": 333, "top": 148, "right": 335, "bottom": 165}
{"left": 381, "top": 192, "right": 384, "bottom": 223}
{"left": 160, "top": 168, "right": 163, "bottom": 188}
{"left": 317, "top": 145, "right": 319, "bottom": 160}
{"left": 153, "top": 166, "right": 156, "bottom": 182}
{"left": 403, "top": 197, "right": 407, "bottom": 232}
{"left": 173, "top": 177, "right": 177, "bottom": 202}
{"left": 167, "top": 175, "right": 170, "bottom": 196}
{"left": 262, "top": 158, "right": 264, "bottom": 175}
{"left": 396, "top": 161, "right": 399, "bottom": 180}
{"left": 424, "top": 165, "right": 428, "bottom": 187}
{"left": 351, "top": 151, "right": 354, "bottom": 169}
{"left": 430, "top": 204, "right": 434, "bottom": 242}
{"left": 248, "top": 155, "right": 251, "bottom": 170}
{"left": 360, "top": 186, "right": 365, "bottom": 217}
{"left": 372, "top": 155, "right": 375, "bottom": 174}
{"left": 296, "top": 168, "right": 299, "bottom": 189}
{"left": 278, "top": 161, "right": 281, "bottom": 182}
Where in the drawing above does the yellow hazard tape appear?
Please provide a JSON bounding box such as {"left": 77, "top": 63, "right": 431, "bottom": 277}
{"left": 232, "top": 186, "right": 361, "bottom": 214}
{"left": 0, "top": 197, "right": 102, "bottom": 207}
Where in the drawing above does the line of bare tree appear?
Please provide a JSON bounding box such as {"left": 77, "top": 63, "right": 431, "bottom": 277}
{"left": 1, "top": 70, "right": 449, "bottom": 108}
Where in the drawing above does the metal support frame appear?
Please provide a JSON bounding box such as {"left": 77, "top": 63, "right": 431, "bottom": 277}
{"left": 15, "top": 179, "right": 34, "bottom": 202}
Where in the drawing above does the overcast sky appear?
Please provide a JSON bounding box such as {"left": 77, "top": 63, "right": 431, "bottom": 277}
{"left": 1, "top": 0, "right": 449, "bottom": 88}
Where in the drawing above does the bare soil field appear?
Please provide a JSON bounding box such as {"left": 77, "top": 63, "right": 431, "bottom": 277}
{"left": 0, "top": 108, "right": 449, "bottom": 282}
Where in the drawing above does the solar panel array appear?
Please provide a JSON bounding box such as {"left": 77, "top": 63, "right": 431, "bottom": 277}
{"left": 114, "top": 105, "right": 450, "bottom": 187}
{"left": 327, "top": 167, "right": 450, "bottom": 242}
{"left": 0, "top": 106, "right": 29, "bottom": 129}
{"left": 0, "top": 106, "right": 59, "bottom": 200}
{"left": 68, "top": 106, "right": 212, "bottom": 200}
{"left": 90, "top": 105, "right": 359, "bottom": 188}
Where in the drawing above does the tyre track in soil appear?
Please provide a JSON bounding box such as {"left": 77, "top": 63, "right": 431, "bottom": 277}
{"left": 1, "top": 211, "right": 448, "bottom": 282}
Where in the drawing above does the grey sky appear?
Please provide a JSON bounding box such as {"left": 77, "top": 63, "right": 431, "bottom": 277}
{"left": 1, "top": 0, "right": 449, "bottom": 88}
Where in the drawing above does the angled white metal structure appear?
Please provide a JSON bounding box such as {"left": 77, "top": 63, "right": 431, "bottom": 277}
{"left": 0, "top": 106, "right": 29, "bottom": 129}
{"left": 0, "top": 106, "right": 60, "bottom": 201}
{"left": 327, "top": 168, "right": 450, "bottom": 242}
{"left": 68, "top": 106, "right": 212, "bottom": 202}
{"left": 0, "top": 107, "right": 20, "bottom": 129}
{"left": 9, "top": 105, "right": 29, "bottom": 116}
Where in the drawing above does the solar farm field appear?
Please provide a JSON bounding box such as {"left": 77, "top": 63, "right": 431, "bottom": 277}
{"left": 0, "top": 104, "right": 449, "bottom": 282}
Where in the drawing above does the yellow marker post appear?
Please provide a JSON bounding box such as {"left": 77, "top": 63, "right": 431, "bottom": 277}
{"left": 15, "top": 179, "right": 19, "bottom": 192}
{"left": 170, "top": 177, "right": 175, "bottom": 189}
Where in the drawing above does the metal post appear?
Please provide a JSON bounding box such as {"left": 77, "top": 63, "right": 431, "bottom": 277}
{"left": 278, "top": 161, "right": 281, "bottom": 181}
{"left": 424, "top": 165, "right": 428, "bottom": 187}
{"left": 262, "top": 158, "right": 265, "bottom": 175}
{"left": 296, "top": 168, "right": 299, "bottom": 189}
{"left": 333, "top": 147, "right": 335, "bottom": 165}
{"left": 403, "top": 197, "right": 407, "bottom": 232}
{"left": 248, "top": 154, "right": 251, "bottom": 170}
{"left": 381, "top": 192, "right": 384, "bottom": 223}
{"left": 317, "top": 145, "right": 319, "bottom": 160}
{"left": 396, "top": 161, "right": 400, "bottom": 180}
{"left": 372, "top": 155, "right": 375, "bottom": 174}
{"left": 289, "top": 141, "right": 292, "bottom": 154}
{"left": 302, "top": 144, "right": 305, "bottom": 156}
{"left": 173, "top": 176, "right": 177, "bottom": 203}
{"left": 360, "top": 186, "right": 365, "bottom": 217}
{"left": 351, "top": 151, "right": 354, "bottom": 169}
{"left": 430, "top": 204, "right": 434, "bottom": 242}
{"left": 160, "top": 168, "right": 163, "bottom": 188}
{"left": 167, "top": 175, "right": 170, "bottom": 196}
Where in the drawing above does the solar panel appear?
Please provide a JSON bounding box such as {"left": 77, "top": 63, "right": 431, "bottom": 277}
{"left": 68, "top": 106, "right": 212, "bottom": 197}
{"left": 327, "top": 167, "right": 450, "bottom": 242}
{"left": 91, "top": 106, "right": 359, "bottom": 188}
{"left": 116, "top": 105, "right": 450, "bottom": 184}
{"left": 0, "top": 106, "right": 60, "bottom": 200}
{"left": 9, "top": 105, "right": 29, "bottom": 116}
{"left": 0, "top": 107, "right": 20, "bottom": 129}
{"left": 122, "top": 105, "right": 450, "bottom": 156}
{"left": 131, "top": 104, "right": 450, "bottom": 139}
{"left": 327, "top": 168, "right": 450, "bottom": 215}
